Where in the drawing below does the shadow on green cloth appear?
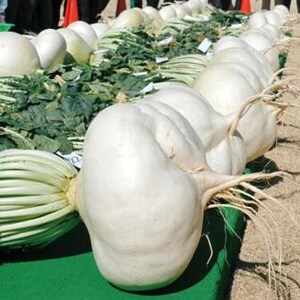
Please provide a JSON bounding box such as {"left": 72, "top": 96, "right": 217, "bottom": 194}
{"left": 0, "top": 221, "right": 91, "bottom": 262}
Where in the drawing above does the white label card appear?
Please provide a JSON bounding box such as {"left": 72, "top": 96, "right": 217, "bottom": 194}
{"left": 133, "top": 71, "right": 148, "bottom": 77}
{"left": 57, "top": 151, "right": 83, "bottom": 169}
{"left": 157, "top": 36, "right": 174, "bottom": 46}
{"left": 155, "top": 56, "right": 169, "bottom": 64}
{"left": 197, "top": 38, "right": 212, "bottom": 53}
{"left": 140, "top": 82, "right": 154, "bottom": 95}
{"left": 230, "top": 24, "right": 242, "bottom": 29}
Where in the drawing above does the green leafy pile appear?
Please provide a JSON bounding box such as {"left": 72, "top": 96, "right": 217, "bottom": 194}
{"left": 0, "top": 9, "right": 247, "bottom": 154}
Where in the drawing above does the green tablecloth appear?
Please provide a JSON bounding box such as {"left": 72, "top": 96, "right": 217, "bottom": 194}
{"left": 0, "top": 23, "right": 14, "bottom": 32}
{"left": 0, "top": 206, "right": 246, "bottom": 300}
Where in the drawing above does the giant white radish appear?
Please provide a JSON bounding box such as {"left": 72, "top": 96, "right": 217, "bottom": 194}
{"left": 0, "top": 32, "right": 41, "bottom": 75}
{"left": 73, "top": 101, "right": 282, "bottom": 291}
{"left": 57, "top": 28, "right": 92, "bottom": 64}
{"left": 193, "top": 63, "right": 278, "bottom": 162}
{"left": 144, "top": 85, "right": 247, "bottom": 175}
{"left": 31, "top": 29, "right": 67, "bottom": 70}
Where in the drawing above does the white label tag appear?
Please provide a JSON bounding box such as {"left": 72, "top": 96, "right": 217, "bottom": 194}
{"left": 157, "top": 36, "right": 174, "bottom": 46}
{"left": 230, "top": 24, "right": 242, "bottom": 30}
{"left": 133, "top": 71, "right": 148, "bottom": 77}
{"left": 197, "top": 38, "right": 212, "bottom": 53}
{"left": 205, "top": 50, "right": 214, "bottom": 58}
{"left": 57, "top": 151, "right": 83, "bottom": 169}
{"left": 94, "top": 49, "right": 109, "bottom": 55}
{"left": 155, "top": 56, "right": 169, "bottom": 64}
{"left": 183, "top": 15, "right": 197, "bottom": 21}
{"left": 140, "top": 82, "right": 154, "bottom": 95}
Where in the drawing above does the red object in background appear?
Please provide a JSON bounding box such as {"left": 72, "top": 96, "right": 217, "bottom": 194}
{"left": 63, "top": 0, "right": 79, "bottom": 27}
{"left": 240, "top": 0, "right": 251, "bottom": 14}
{"left": 116, "top": 0, "right": 127, "bottom": 17}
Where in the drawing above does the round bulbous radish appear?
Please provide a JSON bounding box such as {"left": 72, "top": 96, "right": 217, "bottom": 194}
{"left": 236, "top": 103, "right": 278, "bottom": 162}
{"left": 142, "top": 6, "right": 163, "bottom": 22}
{"left": 76, "top": 100, "right": 258, "bottom": 291}
{"left": 248, "top": 11, "right": 268, "bottom": 29}
{"left": 58, "top": 28, "right": 92, "bottom": 64}
{"left": 213, "top": 62, "right": 264, "bottom": 93}
{"left": 212, "top": 37, "right": 269, "bottom": 78}
{"left": 145, "top": 85, "right": 247, "bottom": 175}
{"left": 182, "top": 3, "right": 192, "bottom": 16}
{"left": 193, "top": 63, "right": 277, "bottom": 162}
{"left": 193, "top": 64, "right": 257, "bottom": 116}
{"left": 213, "top": 36, "right": 250, "bottom": 54}
{"left": 198, "top": 0, "right": 208, "bottom": 11}
{"left": 68, "top": 20, "right": 98, "bottom": 49}
{"left": 240, "top": 29, "right": 279, "bottom": 71}
{"left": 205, "top": 131, "right": 247, "bottom": 175}
{"left": 0, "top": 32, "right": 41, "bottom": 75}
{"left": 171, "top": 4, "right": 189, "bottom": 19}
{"left": 133, "top": 101, "right": 208, "bottom": 172}
{"left": 184, "top": 0, "right": 201, "bottom": 16}
{"left": 261, "top": 23, "right": 280, "bottom": 41}
{"left": 273, "top": 5, "right": 289, "bottom": 23}
{"left": 142, "top": 6, "right": 163, "bottom": 29}
{"left": 159, "top": 5, "right": 177, "bottom": 20}
{"left": 148, "top": 85, "right": 230, "bottom": 152}
{"left": 138, "top": 8, "right": 151, "bottom": 23}
{"left": 210, "top": 47, "right": 273, "bottom": 88}
{"left": 31, "top": 29, "right": 67, "bottom": 69}
{"left": 90, "top": 22, "right": 110, "bottom": 38}
{"left": 240, "top": 28, "right": 275, "bottom": 46}
{"left": 77, "top": 103, "right": 208, "bottom": 291}
{"left": 110, "top": 8, "right": 146, "bottom": 29}
{"left": 264, "top": 10, "right": 282, "bottom": 27}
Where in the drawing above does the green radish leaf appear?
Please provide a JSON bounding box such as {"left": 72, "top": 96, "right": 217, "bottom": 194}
{"left": 32, "top": 135, "right": 60, "bottom": 153}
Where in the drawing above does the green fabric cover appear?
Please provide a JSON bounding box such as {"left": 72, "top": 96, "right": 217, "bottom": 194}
{"left": 0, "top": 206, "right": 246, "bottom": 300}
{"left": 0, "top": 23, "right": 13, "bottom": 32}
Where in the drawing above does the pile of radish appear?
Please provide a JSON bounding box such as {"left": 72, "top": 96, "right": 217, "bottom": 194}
{"left": 0, "top": 2, "right": 298, "bottom": 294}
{"left": 0, "top": 3, "right": 290, "bottom": 75}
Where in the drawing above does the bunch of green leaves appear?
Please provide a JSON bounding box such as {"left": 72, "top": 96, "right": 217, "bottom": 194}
{"left": 209, "top": 9, "right": 248, "bottom": 27}
{"left": 0, "top": 66, "right": 116, "bottom": 153}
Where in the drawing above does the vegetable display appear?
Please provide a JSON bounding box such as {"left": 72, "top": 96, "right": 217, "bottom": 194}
{"left": 0, "top": 1, "right": 298, "bottom": 295}
{"left": 77, "top": 89, "right": 267, "bottom": 290}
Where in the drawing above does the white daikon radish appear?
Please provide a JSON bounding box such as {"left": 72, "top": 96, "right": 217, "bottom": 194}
{"left": 248, "top": 11, "right": 268, "bottom": 29}
{"left": 68, "top": 20, "right": 98, "bottom": 49}
{"left": 146, "top": 85, "right": 247, "bottom": 175}
{"left": 0, "top": 32, "right": 41, "bottom": 75}
{"left": 193, "top": 63, "right": 277, "bottom": 162}
{"left": 58, "top": 28, "right": 92, "bottom": 64}
{"left": 211, "top": 46, "right": 273, "bottom": 87}
{"left": 159, "top": 5, "right": 177, "bottom": 20}
{"left": 31, "top": 29, "right": 67, "bottom": 69}
{"left": 75, "top": 100, "right": 278, "bottom": 291}
{"left": 240, "top": 29, "right": 279, "bottom": 71}
{"left": 90, "top": 22, "right": 111, "bottom": 38}
{"left": 110, "top": 8, "right": 147, "bottom": 29}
